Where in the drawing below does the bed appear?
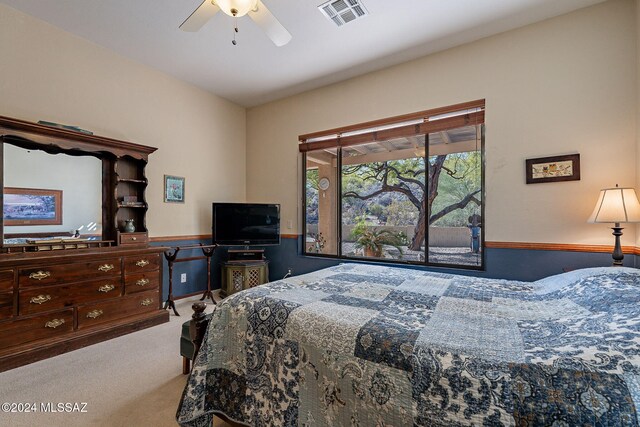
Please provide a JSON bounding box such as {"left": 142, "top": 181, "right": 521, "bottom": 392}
{"left": 177, "top": 263, "right": 640, "bottom": 426}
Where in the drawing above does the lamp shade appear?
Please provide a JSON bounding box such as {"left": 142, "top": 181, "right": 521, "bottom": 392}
{"left": 588, "top": 186, "right": 640, "bottom": 223}
{"left": 215, "top": 0, "right": 258, "bottom": 16}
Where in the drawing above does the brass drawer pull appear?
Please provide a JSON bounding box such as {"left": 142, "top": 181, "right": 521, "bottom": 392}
{"left": 136, "top": 278, "right": 150, "bottom": 287}
{"left": 135, "top": 259, "right": 149, "bottom": 267}
{"left": 30, "top": 294, "right": 52, "bottom": 305}
{"left": 98, "top": 264, "right": 115, "bottom": 272}
{"left": 98, "top": 284, "right": 115, "bottom": 293}
{"left": 29, "top": 271, "right": 51, "bottom": 281}
{"left": 140, "top": 298, "right": 153, "bottom": 306}
{"left": 45, "top": 318, "right": 65, "bottom": 329}
{"left": 86, "top": 309, "right": 104, "bottom": 319}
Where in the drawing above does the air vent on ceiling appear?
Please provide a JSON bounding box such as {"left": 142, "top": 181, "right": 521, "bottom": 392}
{"left": 318, "top": 0, "right": 368, "bottom": 27}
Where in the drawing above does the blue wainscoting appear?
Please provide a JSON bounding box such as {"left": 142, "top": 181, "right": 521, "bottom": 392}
{"left": 152, "top": 236, "right": 638, "bottom": 300}
{"left": 266, "top": 236, "right": 634, "bottom": 282}
{"left": 485, "top": 247, "right": 636, "bottom": 281}
{"left": 151, "top": 238, "right": 223, "bottom": 302}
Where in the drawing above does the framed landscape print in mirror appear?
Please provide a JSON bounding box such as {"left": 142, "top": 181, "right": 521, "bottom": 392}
{"left": 3, "top": 187, "right": 63, "bottom": 225}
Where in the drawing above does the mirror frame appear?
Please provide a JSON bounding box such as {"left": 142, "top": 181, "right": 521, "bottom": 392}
{"left": 0, "top": 116, "right": 157, "bottom": 250}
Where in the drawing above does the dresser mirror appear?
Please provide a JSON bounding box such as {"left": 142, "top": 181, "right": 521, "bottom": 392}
{"left": 3, "top": 143, "right": 103, "bottom": 245}
{"left": 0, "top": 116, "right": 155, "bottom": 251}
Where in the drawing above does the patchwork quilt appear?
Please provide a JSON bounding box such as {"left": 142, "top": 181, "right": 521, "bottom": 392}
{"left": 177, "top": 264, "right": 640, "bottom": 426}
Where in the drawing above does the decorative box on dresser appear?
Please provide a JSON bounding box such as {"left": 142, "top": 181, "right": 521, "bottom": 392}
{"left": 0, "top": 116, "right": 169, "bottom": 372}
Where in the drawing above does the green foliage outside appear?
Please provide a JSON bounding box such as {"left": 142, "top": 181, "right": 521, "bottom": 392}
{"left": 342, "top": 151, "right": 481, "bottom": 225}
{"left": 306, "top": 148, "right": 482, "bottom": 250}
{"left": 351, "top": 215, "right": 408, "bottom": 258}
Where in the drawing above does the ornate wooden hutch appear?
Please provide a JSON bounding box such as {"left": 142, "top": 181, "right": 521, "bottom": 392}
{"left": 0, "top": 116, "right": 169, "bottom": 372}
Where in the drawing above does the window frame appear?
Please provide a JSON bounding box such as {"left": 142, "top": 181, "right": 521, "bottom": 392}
{"left": 300, "top": 101, "right": 486, "bottom": 271}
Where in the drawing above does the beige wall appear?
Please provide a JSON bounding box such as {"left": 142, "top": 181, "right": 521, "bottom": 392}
{"left": 247, "top": 0, "right": 637, "bottom": 247}
{"left": 0, "top": 4, "right": 246, "bottom": 238}
{"left": 1, "top": 1, "right": 637, "bottom": 246}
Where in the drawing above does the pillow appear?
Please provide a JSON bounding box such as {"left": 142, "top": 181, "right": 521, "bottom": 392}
{"left": 534, "top": 266, "right": 639, "bottom": 293}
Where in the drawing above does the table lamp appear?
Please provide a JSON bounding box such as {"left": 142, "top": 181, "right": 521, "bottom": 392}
{"left": 588, "top": 184, "right": 640, "bottom": 266}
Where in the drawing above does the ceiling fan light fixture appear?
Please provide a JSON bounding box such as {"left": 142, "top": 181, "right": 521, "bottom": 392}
{"left": 214, "top": 0, "right": 258, "bottom": 17}
{"left": 181, "top": 0, "right": 291, "bottom": 46}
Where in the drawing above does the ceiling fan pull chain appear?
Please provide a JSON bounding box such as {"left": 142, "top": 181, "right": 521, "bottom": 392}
{"left": 232, "top": 16, "right": 238, "bottom": 45}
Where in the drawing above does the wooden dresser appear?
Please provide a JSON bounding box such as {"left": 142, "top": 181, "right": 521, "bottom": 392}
{"left": 0, "top": 247, "right": 167, "bottom": 372}
{"left": 0, "top": 116, "right": 169, "bottom": 372}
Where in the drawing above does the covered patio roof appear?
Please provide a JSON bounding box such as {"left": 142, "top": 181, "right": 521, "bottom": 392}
{"left": 306, "top": 124, "right": 480, "bottom": 168}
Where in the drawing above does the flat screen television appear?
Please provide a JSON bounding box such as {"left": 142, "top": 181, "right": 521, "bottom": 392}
{"left": 212, "top": 202, "right": 280, "bottom": 246}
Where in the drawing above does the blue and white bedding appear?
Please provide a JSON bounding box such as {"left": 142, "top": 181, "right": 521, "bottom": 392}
{"left": 177, "top": 264, "right": 640, "bottom": 426}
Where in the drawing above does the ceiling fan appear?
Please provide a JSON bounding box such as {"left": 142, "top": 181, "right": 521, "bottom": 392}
{"left": 180, "top": 0, "right": 292, "bottom": 47}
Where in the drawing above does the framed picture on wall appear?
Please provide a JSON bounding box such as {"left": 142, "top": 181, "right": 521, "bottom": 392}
{"left": 525, "top": 154, "right": 580, "bottom": 184}
{"left": 3, "top": 187, "right": 63, "bottom": 225}
{"left": 164, "top": 175, "right": 185, "bottom": 203}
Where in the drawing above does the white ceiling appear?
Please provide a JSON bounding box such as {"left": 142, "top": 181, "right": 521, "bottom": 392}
{"left": 1, "top": 0, "right": 605, "bottom": 107}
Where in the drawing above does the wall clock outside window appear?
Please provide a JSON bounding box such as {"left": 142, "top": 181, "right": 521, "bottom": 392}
{"left": 318, "top": 177, "right": 330, "bottom": 191}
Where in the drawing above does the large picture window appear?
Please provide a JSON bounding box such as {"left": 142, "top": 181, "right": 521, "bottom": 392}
{"left": 301, "top": 100, "right": 485, "bottom": 269}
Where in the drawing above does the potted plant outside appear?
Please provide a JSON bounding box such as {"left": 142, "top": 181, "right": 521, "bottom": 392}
{"left": 352, "top": 226, "right": 407, "bottom": 258}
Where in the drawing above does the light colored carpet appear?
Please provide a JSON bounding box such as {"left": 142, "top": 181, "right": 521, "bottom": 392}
{"left": 0, "top": 295, "right": 232, "bottom": 427}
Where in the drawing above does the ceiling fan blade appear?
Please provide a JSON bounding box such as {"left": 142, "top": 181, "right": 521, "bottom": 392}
{"left": 248, "top": 0, "right": 292, "bottom": 47}
{"left": 179, "top": 0, "right": 220, "bottom": 32}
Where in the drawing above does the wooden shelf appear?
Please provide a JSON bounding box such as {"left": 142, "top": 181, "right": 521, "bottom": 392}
{"left": 116, "top": 178, "right": 147, "bottom": 184}
{"left": 113, "top": 156, "right": 148, "bottom": 235}
{"left": 117, "top": 203, "right": 147, "bottom": 209}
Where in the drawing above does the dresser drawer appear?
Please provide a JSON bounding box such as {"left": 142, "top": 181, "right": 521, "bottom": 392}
{"left": 19, "top": 258, "right": 122, "bottom": 287}
{"left": 124, "top": 272, "right": 159, "bottom": 295}
{"left": 123, "top": 253, "right": 160, "bottom": 274}
{"left": 119, "top": 232, "right": 148, "bottom": 245}
{"left": 0, "top": 270, "right": 14, "bottom": 292}
{"left": 0, "top": 309, "right": 74, "bottom": 349}
{"left": 0, "top": 292, "right": 13, "bottom": 320}
{"left": 77, "top": 290, "right": 159, "bottom": 329}
{"left": 19, "top": 278, "right": 123, "bottom": 316}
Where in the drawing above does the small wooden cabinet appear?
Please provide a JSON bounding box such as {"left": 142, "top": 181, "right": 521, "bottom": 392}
{"left": 221, "top": 260, "right": 269, "bottom": 297}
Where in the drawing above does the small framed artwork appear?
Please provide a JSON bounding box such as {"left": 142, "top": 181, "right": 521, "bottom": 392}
{"left": 3, "top": 187, "right": 63, "bottom": 225}
{"left": 164, "top": 175, "right": 185, "bottom": 203}
{"left": 525, "top": 154, "right": 580, "bottom": 184}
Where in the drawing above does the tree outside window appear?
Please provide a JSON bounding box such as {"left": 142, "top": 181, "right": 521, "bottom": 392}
{"left": 302, "top": 102, "right": 484, "bottom": 269}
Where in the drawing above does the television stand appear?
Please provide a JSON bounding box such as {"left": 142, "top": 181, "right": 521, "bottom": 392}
{"left": 221, "top": 258, "right": 269, "bottom": 298}
{"left": 227, "top": 249, "right": 264, "bottom": 262}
